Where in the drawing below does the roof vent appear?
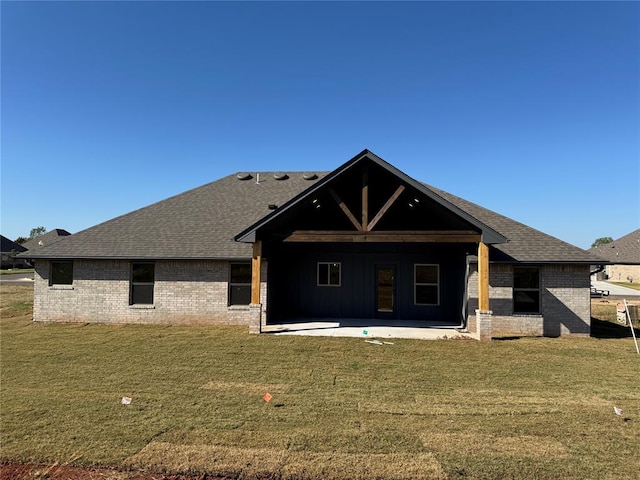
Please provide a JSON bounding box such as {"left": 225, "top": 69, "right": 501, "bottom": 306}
{"left": 268, "top": 204, "right": 278, "bottom": 210}
{"left": 303, "top": 173, "right": 318, "bottom": 180}
{"left": 274, "top": 173, "right": 289, "bottom": 180}
{"left": 237, "top": 173, "right": 252, "bottom": 181}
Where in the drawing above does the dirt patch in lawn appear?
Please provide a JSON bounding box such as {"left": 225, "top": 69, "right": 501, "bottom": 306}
{"left": 0, "top": 462, "right": 234, "bottom": 479}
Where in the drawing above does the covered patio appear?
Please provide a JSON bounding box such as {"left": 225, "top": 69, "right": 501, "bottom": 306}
{"left": 235, "top": 151, "right": 504, "bottom": 335}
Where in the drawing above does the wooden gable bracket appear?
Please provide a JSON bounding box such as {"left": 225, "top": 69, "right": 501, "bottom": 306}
{"left": 328, "top": 167, "right": 406, "bottom": 232}
{"left": 366, "top": 185, "right": 405, "bottom": 231}
{"left": 329, "top": 188, "right": 363, "bottom": 231}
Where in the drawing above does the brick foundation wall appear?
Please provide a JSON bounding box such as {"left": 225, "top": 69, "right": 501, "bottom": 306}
{"left": 33, "top": 259, "right": 267, "bottom": 326}
{"left": 467, "top": 263, "right": 591, "bottom": 337}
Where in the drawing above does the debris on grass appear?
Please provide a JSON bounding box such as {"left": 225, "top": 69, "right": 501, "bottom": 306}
{"left": 121, "top": 396, "right": 132, "bottom": 405}
{"left": 263, "top": 392, "right": 273, "bottom": 403}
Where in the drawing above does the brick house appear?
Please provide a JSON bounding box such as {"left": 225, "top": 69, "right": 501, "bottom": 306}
{"left": 23, "top": 150, "right": 605, "bottom": 339}
{"left": 21, "top": 229, "right": 71, "bottom": 251}
{"left": 1, "top": 235, "right": 28, "bottom": 269}
{"left": 589, "top": 229, "right": 640, "bottom": 284}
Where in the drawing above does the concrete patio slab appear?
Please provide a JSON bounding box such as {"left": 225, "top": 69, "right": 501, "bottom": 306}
{"left": 262, "top": 320, "right": 474, "bottom": 340}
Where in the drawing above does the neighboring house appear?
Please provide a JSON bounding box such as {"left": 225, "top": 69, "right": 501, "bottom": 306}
{"left": 22, "top": 150, "right": 605, "bottom": 339}
{"left": 1, "top": 235, "right": 28, "bottom": 269}
{"left": 22, "top": 229, "right": 72, "bottom": 252}
{"left": 589, "top": 229, "right": 640, "bottom": 283}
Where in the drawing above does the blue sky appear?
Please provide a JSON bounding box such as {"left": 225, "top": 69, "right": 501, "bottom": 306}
{"left": 2, "top": 1, "right": 638, "bottom": 249}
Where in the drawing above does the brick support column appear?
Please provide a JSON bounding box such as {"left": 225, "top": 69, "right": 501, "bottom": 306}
{"left": 248, "top": 304, "right": 262, "bottom": 334}
{"left": 476, "top": 309, "right": 493, "bottom": 341}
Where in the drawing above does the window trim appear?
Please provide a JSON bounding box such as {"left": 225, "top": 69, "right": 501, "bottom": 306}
{"left": 129, "top": 262, "right": 155, "bottom": 306}
{"left": 228, "top": 262, "right": 252, "bottom": 306}
{"left": 49, "top": 260, "right": 74, "bottom": 286}
{"left": 317, "top": 262, "right": 341, "bottom": 287}
{"left": 414, "top": 264, "right": 440, "bottom": 306}
{"left": 513, "top": 266, "right": 541, "bottom": 314}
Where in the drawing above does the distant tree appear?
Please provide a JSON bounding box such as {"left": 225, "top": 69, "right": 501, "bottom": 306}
{"left": 14, "top": 236, "right": 28, "bottom": 244}
{"left": 591, "top": 237, "right": 613, "bottom": 248}
{"left": 29, "top": 226, "right": 47, "bottom": 239}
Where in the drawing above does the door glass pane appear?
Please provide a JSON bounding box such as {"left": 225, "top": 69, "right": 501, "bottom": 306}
{"left": 377, "top": 268, "right": 394, "bottom": 313}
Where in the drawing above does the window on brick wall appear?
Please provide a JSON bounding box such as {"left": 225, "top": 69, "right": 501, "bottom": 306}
{"left": 50, "top": 261, "right": 73, "bottom": 286}
{"left": 130, "top": 262, "right": 155, "bottom": 305}
{"left": 513, "top": 267, "right": 540, "bottom": 314}
{"left": 229, "top": 263, "right": 251, "bottom": 305}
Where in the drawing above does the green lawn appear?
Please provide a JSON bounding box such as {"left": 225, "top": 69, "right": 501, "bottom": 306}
{"left": 1, "top": 285, "right": 639, "bottom": 479}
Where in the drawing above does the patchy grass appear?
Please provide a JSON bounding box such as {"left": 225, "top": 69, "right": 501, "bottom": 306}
{"left": 0, "top": 284, "right": 34, "bottom": 318}
{"left": 2, "top": 286, "right": 639, "bottom": 479}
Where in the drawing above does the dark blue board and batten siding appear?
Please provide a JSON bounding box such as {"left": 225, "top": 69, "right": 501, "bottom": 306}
{"left": 266, "top": 243, "right": 472, "bottom": 325}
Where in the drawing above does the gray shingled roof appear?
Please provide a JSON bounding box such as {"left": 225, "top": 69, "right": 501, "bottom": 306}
{"left": 22, "top": 229, "right": 72, "bottom": 252}
{"left": 1, "top": 235, "right": 27, "bottom": 254}
{"left": 427, "top": 186, "right": 605, "bottom": 263}
{"left": 22, "top": 155, "right": 604, "bottom": 264}
{"left": 588, "top": 229, "right": 640, "bottom": 264}
{"left": 23, "top": 173, "right": 327, "bottom": 260}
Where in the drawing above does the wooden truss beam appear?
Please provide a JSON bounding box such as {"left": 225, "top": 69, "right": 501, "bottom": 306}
{"left": 367, "top": 185, "right": 406, "bottom": 231}
{"left": 329, "top": 188, "right": 362, "bottom": 231}
{"left": 284, "top": 230, "right": 481, "bottom": 243}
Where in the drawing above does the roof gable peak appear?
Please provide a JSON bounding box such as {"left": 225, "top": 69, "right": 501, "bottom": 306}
{"left": 235, "top": 150, "right": 506, "bottom": 244}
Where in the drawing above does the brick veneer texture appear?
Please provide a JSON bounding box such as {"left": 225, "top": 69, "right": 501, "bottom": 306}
{"left": 34, "top": 259, "right": 590, "bottom": 337}
{"left": 467, "top": 263, "right": 590, "bottom": 337}
{"left": 33, "top": 259, "right": 267, "bottom": 326}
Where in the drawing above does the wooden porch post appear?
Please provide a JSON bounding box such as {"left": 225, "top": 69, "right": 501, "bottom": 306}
{"left": 478, "top": 241, "right": 490, "bottom": 311}
{"left": 251, "top": 241, "right": 262, "bottom": 304}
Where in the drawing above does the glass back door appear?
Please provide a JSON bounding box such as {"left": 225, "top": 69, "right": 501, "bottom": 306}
{"left": 376, "top": 266, "right": 396, "bottom": 317}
